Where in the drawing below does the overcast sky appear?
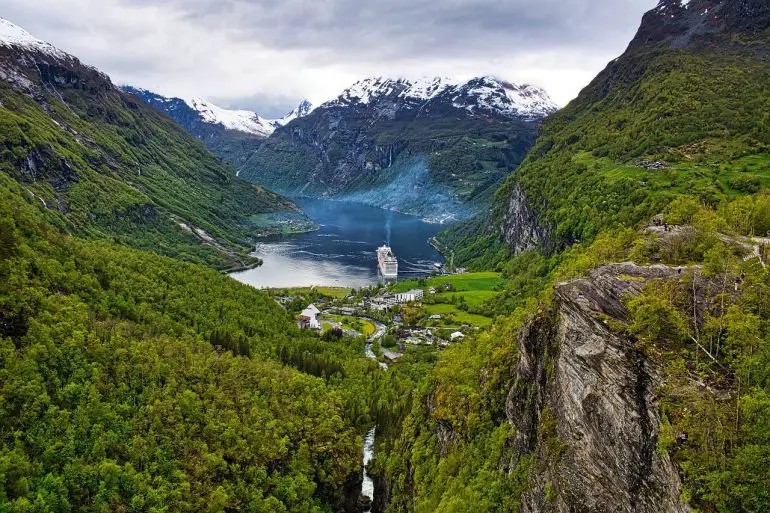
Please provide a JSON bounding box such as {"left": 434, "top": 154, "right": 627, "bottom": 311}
{"left": 2, "top": 0, "right": 658, "bottom": 117}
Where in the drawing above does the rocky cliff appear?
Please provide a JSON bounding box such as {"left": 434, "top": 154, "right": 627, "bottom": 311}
{"left": 507, "top": 263, "right": 690, "bottom": 512}
{"left": 498, "top": 184, "right": 554, "bottom": 255}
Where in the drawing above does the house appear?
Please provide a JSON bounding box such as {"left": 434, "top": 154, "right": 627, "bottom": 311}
{"left": 429, "top": 314, "right": 442, "bottom": 320}
{"left": 383, "top": 350, "right": 401, "bottom": 362}
{"left": 429, "top": 288, "right": 437, "bottom": 294}
{"left": 298, "top": 304, "right": 322, "bottom": 330}
{"left": 450, "top": 331, "right": 465, "bottom": 341}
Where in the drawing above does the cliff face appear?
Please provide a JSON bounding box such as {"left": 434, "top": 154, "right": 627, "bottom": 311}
{"left": 507, "top": 263, "right": 689, "bottom": 512}
{"left": 498, "top": 183, "right": 553, "bottom": 254}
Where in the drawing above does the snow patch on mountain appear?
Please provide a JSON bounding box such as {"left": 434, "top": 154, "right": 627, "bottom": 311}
{"left": 0, "top": 18, "right": 67, "bottom": 59}
{"left": 327, "top": 76, "right": 559, "bottom": 120}
{"left": 186, "top": 98, "right": 278, "bottom": 137}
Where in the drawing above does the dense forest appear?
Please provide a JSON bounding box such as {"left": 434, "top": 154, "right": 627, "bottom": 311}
{"left": 0, "top": 171, "right": 389, "bottom": 511}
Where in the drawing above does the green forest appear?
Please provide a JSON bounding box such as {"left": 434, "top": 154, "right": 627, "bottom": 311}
{"left": 0, "top": 172, "right": 386, "bottom": 511}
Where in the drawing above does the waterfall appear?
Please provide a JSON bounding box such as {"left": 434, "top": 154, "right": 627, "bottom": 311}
{"left": 361, "top": 427, "right": 376, "bottom": 512}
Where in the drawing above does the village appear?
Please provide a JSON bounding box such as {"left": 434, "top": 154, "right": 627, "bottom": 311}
{"left": 273, "top": 271, "right": 503, "bottom": 365}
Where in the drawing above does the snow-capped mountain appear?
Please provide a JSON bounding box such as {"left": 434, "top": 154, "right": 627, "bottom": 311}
{"left": 275, "top": 99, "right": 314, "bottom": 126}
{"left": 240, "top": 76, "right": 557, "bottom": 222}
{"left": 125, "top": 87, "right": 313, "bottom": 138}
{"left": 326, "top": 76, "right": 559, "bottom": 121}
{"left": 186, "top": 97, "right": 278, "bottom": 137}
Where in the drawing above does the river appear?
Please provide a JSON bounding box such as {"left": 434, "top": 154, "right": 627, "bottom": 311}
{"left": 361, "top": 427, "right": 377, "bottom": 512}
{"left": 230, "top": 198, "right": 444, "bottom": 289}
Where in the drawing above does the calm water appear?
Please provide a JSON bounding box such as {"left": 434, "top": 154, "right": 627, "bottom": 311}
{"left": 230, "top": 199, "right": 445, "bottom": 289}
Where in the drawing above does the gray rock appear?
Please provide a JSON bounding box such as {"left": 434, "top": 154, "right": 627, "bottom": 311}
{"left": 507, "top": 263, "right": 690, "bottom": 513}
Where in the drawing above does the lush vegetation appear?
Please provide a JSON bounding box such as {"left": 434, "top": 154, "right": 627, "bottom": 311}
{"left": 442, "top": 36, "right": 770, "bottom": 270}
{"left": 0, "top": 175, "right": 389, "bottom": 510}
{"left": 384, "top": 20, "right": 770, "bottom": 512}
{"left": 384, "top": 190, "right": 770, "bottom": 512}
{"left": 0, "top": 60, "right": 311, "bottom": 269}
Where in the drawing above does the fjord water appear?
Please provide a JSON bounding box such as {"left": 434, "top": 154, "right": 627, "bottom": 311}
{"left": 230, "top": 198, "right": 444, "bottom": 289}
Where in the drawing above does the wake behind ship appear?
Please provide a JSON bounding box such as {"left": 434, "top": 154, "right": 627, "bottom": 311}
{"left": 377, "top": 245, "right": 398, "bottom": 279}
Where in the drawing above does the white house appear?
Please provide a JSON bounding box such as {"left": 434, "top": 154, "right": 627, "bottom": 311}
{"left": 450, "top": 331, "right": 465, "bottom": 341}
{"left": 299, "top": 304, "right": 322, "bottom": 330}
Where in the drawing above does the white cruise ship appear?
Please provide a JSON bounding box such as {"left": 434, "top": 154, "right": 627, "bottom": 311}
{"left": 377, "top": 245, "right": 398, "bottom": 279}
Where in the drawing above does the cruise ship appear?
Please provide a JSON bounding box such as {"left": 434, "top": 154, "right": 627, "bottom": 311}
{"left": 377, "top": 245, "right": 399, "bottom": 279}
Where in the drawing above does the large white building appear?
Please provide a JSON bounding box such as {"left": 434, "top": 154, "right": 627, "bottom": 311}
{"left": 298, "top": 304, "right": 322, "bottom": 330}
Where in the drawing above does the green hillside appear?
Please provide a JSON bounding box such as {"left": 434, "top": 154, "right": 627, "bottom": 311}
{"left": 0, "top": 51, "right": 312, "bottom": 269}
{"left": 0, "top": 172, "right": 382, "bottom": 511}
{"left": 381, "top": 2, "right": 770, "bottom": 512}
{"left": 441, "top": 15, "right": 770, "bottom": 269}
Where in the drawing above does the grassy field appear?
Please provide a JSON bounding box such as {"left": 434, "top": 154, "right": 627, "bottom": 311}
{"left": 392, "top": 272, "right": 504, "bottom": 328}
{"left": 423, "top": 304, "right": 494, "bottom": 328}
{"left": 439, "top": 290, "right": 500, "bottom": 309}
{"left": 321, "top": 315, "right": 376, "bottom": 337}
{"left": 392, "top": 272, "right": 505, "bottom": 293}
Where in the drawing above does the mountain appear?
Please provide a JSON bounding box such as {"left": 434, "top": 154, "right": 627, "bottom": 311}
{"left": 239, "top": 76, "right": 558, "bottom": 223}
{"left": 277, "top": 98, "right": 314, "bottom": 126}
{"left": 123, "top": 87, "right": 313, "bottom": 168}
{"left": 0, "top": 19, "right": 313, "bottom": 268}
{"left": 441, "top": 0, "right": 770, "bottom": 268}
{"left": 378, "top": 2, "right": 770, "bottom": 512}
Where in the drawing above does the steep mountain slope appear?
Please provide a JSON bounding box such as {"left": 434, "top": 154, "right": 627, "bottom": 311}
{"left": 376, "top": 2, "right": 770, "bottom": 512}
{"left": 444, "top": 0, "right": 770, "bottom": 268}
{"left": 240, "top": 76, "right": 558, "bottom": 222}
{"left": 0, "top": 137, "right": 380, "bottom": 513}
{"left": 123, "top": 87, "right": 313, "bottom": 168}
{"left": 0, "top": 19, "right": 312, "bottom": 268}
{"left": 0, "top": 19, "right": 382, "bottom": 512}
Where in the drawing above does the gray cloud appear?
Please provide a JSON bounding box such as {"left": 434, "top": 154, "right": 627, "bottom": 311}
{"left": 0, "top": 0, "right": 658, "bottom": 111}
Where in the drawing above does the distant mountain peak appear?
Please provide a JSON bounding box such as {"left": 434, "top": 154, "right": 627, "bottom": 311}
{"left": 275, "top": 99, "right": 315, "bottom": 126}
{"left": 0, "top": 18, "right": 68, "bottom": 60}
{"left": 185, "top": 97, "right": 278, "bottom": 137}
{"left": 124, "top": 87, "right": 314, "bottom": 137}
{"left": 327, "top": 75, "right": 558, "bottom": 121}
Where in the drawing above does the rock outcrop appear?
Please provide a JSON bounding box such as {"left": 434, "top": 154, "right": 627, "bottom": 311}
{"left": 507, "top": 263, "right": 690, "bottom": 512}
{"left": 629, "top": 0, "right": 770, "bottom": 51}
{"left": 498, "top": 183, "right": 553, "bottom": 255}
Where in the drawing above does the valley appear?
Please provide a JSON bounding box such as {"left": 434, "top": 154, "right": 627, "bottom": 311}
{"left": 1, "top": 1, "right": 770, "bottom": 512}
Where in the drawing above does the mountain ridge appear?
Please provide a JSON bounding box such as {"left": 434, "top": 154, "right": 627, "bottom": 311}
{"left": 239, "top": 75, "right": 557, "bottom": 222}
{"left": 0, "top": 18, "right": 313, "bottom": 268}
{"left": 122, "top": 86, "right": 314, "bottom": 138}
{"left": 324, "top": 75, "right": 559, "bottom": 120}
